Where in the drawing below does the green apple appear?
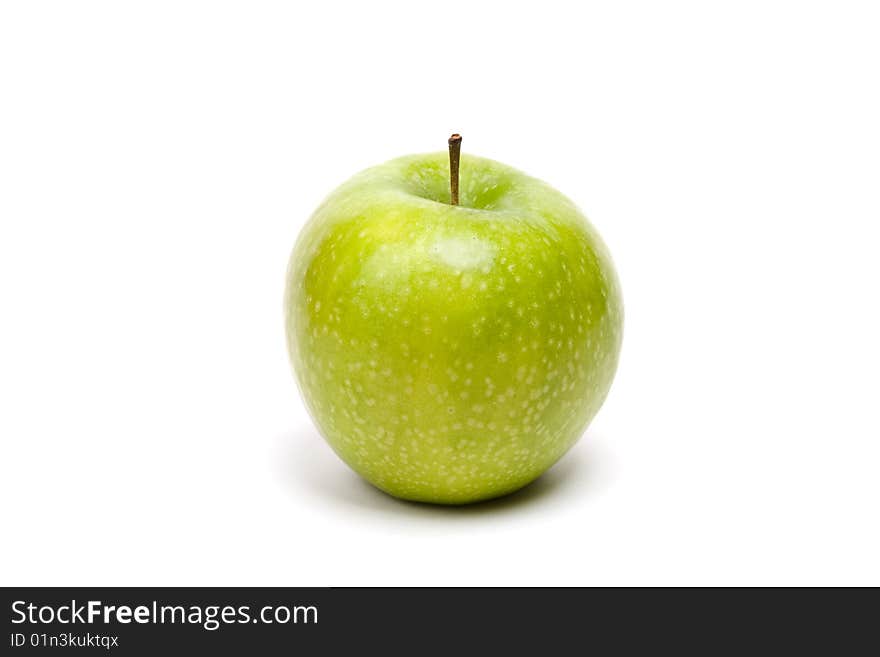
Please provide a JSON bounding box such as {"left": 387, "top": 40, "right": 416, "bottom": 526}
{"left": 284, "top": 141, "right": 623, "bottom": 504}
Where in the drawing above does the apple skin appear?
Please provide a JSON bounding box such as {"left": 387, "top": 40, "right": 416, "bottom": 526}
{"left": 284, "top": 152, "right": 623, "bottom": 504}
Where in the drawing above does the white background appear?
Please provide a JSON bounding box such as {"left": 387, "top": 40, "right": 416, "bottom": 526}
{"left": 2, "top": 1, "right": 879, "bottom": 586}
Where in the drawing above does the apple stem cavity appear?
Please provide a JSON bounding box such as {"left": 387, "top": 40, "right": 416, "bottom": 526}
{"left": 448, "top": 133, "right": 462, "bottom": 206}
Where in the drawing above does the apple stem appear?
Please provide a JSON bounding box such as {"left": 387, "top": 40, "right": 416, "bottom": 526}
{"left": 448, "top": 133, "right": 462, "bottom": 206}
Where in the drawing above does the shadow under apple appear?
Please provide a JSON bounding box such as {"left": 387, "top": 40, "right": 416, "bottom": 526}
{"left": 272, "top": 425, "right": 611, "bottom": 518}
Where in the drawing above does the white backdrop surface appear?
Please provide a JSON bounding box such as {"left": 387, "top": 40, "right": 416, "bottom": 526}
{"left": 1, "top": 1, "right": 878, "bottom": 585}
